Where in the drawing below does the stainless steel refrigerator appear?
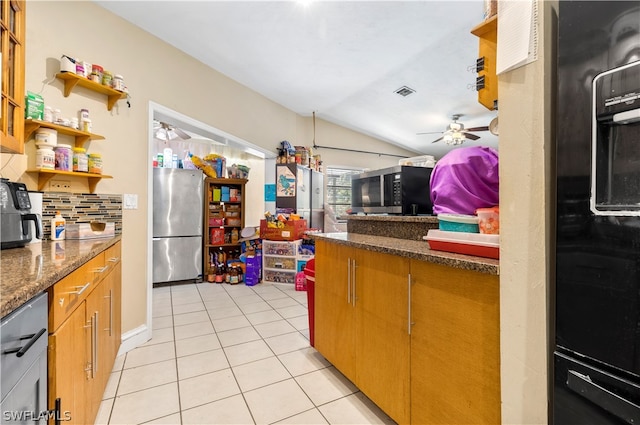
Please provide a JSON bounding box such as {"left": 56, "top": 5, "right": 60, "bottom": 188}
{"left": 275, "top": 163, "right": 324, "bottom": 231}
{"left": 153, "top": 168, "right": 204, "bottom": 284}
{"left": 554, "top": 2, "right": 640, "bottom": 423}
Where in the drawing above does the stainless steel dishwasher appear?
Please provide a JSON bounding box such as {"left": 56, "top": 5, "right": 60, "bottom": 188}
{"left": 1, "top": 292, "right": 52, "bottom": 425}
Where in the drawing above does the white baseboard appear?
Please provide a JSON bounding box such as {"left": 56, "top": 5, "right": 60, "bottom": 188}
{"left": 117, "top": 324, "right": 151, "bottom": 357}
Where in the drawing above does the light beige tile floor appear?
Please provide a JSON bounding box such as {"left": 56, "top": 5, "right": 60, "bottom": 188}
{"left": 95, "top": 282, "right": 396, "bottom": 425}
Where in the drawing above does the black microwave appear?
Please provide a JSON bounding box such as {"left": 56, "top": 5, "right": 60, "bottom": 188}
{"left": 351, "top": 165, "right": 433, "bottom": 215}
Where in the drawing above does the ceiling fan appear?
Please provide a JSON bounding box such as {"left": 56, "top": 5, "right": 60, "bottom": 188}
{"left": 417, "top": 114, "right": 490, "bottom": 145}
{"left": 153, "top": 120, "right": 191, "bottom": 141}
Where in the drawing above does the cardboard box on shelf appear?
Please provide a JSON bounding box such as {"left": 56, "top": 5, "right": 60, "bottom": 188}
{"left": 259, "top": 219, "right": 307, "bottom": 241}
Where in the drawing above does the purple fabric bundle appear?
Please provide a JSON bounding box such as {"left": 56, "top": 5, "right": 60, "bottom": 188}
{"left": 430, "top": 146, "right": 499, "bottom": 215}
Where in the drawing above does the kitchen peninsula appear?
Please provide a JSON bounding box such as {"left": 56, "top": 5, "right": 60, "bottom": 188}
{"left": 311, "top": 215, "right": 500, "bottom": 424}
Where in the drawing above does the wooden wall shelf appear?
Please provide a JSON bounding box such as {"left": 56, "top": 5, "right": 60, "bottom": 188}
{"left": 25, "top": 119, "right": 105, "bottom": 148}
{"left": 26, "top": 168, "right": 112, "bottom": 193}
{"left": 56, "top": 72, "right": 126, "bottom": 111}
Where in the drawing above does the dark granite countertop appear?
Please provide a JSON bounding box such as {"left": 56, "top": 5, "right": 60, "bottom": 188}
{"left": 340, "top": 215, "right": 438, "bottom": 223}
{"left": 1, "top": 236, "right": 121, "bottom": 318}
{"left": 310, "top": 232, "right": 499, "bottom": 275}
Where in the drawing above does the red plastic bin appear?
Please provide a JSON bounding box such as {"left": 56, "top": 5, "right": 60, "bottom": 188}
{"left": 303, "top": 259, "right": 315, "bottom": 347}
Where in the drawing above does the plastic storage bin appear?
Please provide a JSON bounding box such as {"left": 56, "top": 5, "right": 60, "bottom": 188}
{"left": 425, "top": 229, "right": 499, "bottom": 259}
{"left": 476, "top": 206, "right": 500, "bottom": 234}
{"left": 437, "top": 214, "right": 480, "bottom": 233}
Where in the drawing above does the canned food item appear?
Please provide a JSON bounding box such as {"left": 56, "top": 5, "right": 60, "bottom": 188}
{"left": 88, "top": 153, "right": 102, "bottom": 174}
{"left": 36, "top": 147, "right": 55, "bottom": 170}
{"left": 54, "top": 144, "right": 72, "bottom": 171}
{"left": 72, "top": 147, "right": 88, "bottom": 172}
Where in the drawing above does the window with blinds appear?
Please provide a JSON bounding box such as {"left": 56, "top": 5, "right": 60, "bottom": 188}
{"left": 325, "top": 167, "right": 363, "bottom": 219}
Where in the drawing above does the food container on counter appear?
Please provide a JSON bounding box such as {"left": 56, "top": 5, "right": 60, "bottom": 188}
{"left": 35, "top": 128, "right": 57, "bottom": 147}
{"left": 437, "top": 213, "right": 479, "bottom": 233}
{"left": 88, "top": 153, "right": 102, "bottom": 174}
{"left": 476, "top": 206, "right": 500, "bottom": 234}
{"left": 72, "top": 147, "right": 88, "bottom": 172}
{"left": 54, "top": 144, "right": 72, "bottom": 171}
{"left": 425, "top": 229, "right": 499, "bottom": 259}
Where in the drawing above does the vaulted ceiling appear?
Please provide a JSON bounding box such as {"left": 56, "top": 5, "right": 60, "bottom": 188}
{"left": 96, "top": 0, "right": 499, "bottom": 159}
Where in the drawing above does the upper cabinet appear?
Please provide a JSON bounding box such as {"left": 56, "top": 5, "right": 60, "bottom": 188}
{"left": 471, "top": 15, "right": 498, "bottom": 111}
{"left": 0, "top": 0, "right": 26, "bottom": 154}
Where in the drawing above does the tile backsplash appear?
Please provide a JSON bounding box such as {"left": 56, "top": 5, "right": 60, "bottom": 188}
{"left": 42, "top": 192, "right": 122, "bottom": 240}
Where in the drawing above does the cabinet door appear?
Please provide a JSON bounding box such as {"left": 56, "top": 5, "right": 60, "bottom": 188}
{"left": 354, "top": 248, "right": 410, "bottom": 424}
{"left": 313, "top": 240, "right": 356, "bottom": 378}
{"left": 410, "top": 260, "right": 500, "bottom": 424}
{"left": 0, "top": 0, "right": 25, "bottom": 153}
{"left": 84, "top": 283, "right": 104, "bottom": 424}
{"left": 48, "top": 303, "right": 88, "bottom": 425}
{"left": 103, "top": 260, "right": 122, "bottom": 369}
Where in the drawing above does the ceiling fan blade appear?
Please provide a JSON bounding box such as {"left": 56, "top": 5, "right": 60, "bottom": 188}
{"left": 431, "top": 136, "right": 445, "bottom": 144}
{"left": 465, "top": 126, "right": 489, "bottom": 132}
{"left": 464, "top": 132, "right": 481, "bottom": 141}
{"left": 417, "top": 131, "right": 442, "bottom": 135}
{"left": 173, "top": 127, "right": 191, "bottom": 140}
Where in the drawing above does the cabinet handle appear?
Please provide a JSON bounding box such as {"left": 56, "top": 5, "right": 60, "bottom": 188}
{"left": 70, "top": 282, "right": 90, "bottom": 295}
{"left": 347, "top": 258, "right": 351, "bottom": 305}
{"left": 408, "top": 274, "right": 412, "bottom": 335}
{"left": 352, "top": 260, "right": 357, "bottom": 307}
{"left": 93, "top": 266, "right": 109, "bottom": 273}
{"left": 84, "top": 318, "right": 92, "bottom": 376}
{"left": 93, "top": 311, "right": 99, "bottom": 378}
{"left": 104, "top": 289, "right": 113, "bottom": 336}
{"left": 2, "top": 328, "right": 47, "bottom": 357}
{"left": 108, "top": 256, "right": 119, "bottom": 263}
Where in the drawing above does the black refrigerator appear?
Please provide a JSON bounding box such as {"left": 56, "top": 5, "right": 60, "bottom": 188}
{"left": 554, "top": 1, "right": 640, "bottom": 424}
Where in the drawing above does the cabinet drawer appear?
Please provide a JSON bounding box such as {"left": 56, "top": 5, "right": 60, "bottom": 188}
{"left": 48, "top": 254, "right": 104, "bottom": 331}
{"left": 104, "top": 242, "right": 121, "bottom": 266}
{"left": 263, "top": 240, "right": 300, "bottom": 256}
{"left": 263, "top": 256, "right": 297, "bottom": 270}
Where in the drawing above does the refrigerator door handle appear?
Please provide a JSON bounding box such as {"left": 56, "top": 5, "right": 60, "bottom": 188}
{"left": 567, "top": 370, "right": 640, "bottom": 424}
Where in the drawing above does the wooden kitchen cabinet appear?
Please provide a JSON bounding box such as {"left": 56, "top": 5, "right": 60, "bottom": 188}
{"left": 315, "top": 238, "right": 501, "bottom": 424}
{"left": 354, "top": 249, "right": 410, "bottom": 424}
{"left": 48, "top": 303, "right": 88, "bottom": 425}
{"left": 314, "top": 240, "right": 410, "bottom": 424}
{"left": 410, "top": 259, "right": 500, "bottom": 424}
{"left": 314, "top": 241, "right": 356, "bottom": 377}
{"left": 0, "top": 0, "right": 26, "bottom": 153}
{"left": 471, "top": 15, "right": 498, "bottom": 111}
{"left": 47, "top": 241, "right": 122, "bottom": 425}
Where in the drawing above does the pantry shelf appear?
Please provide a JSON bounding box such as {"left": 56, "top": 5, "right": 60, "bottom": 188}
{"left": 25, "top": 119, "right": 105, "bottom": 148}
{"left": 26, "top": 169, "right": 112, "bottom": 193}
{"left": 56, "top": 72, "right": 126, "bottom": 111}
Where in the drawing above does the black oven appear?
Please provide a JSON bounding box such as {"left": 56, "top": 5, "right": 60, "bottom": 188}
{"left": 351, "top": 165, "right": 433, "bottom": 215}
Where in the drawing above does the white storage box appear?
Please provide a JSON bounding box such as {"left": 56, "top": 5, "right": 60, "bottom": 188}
{"left": 65, "top": 222, "right": 115, "bottom": 239}
{"left": 399, "top": 155, "right": 436, "bottom": 167}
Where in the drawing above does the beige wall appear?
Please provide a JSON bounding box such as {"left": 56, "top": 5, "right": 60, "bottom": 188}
{"left": 9, "top": 1, "right": 416, "bottom": 335}
{"left": 499, "top": 1, "right": 556, "bottom": 423}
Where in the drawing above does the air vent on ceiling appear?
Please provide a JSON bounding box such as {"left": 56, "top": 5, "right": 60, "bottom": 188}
{"left": 394, "top": 86, "right": 416, "bottom": 97}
